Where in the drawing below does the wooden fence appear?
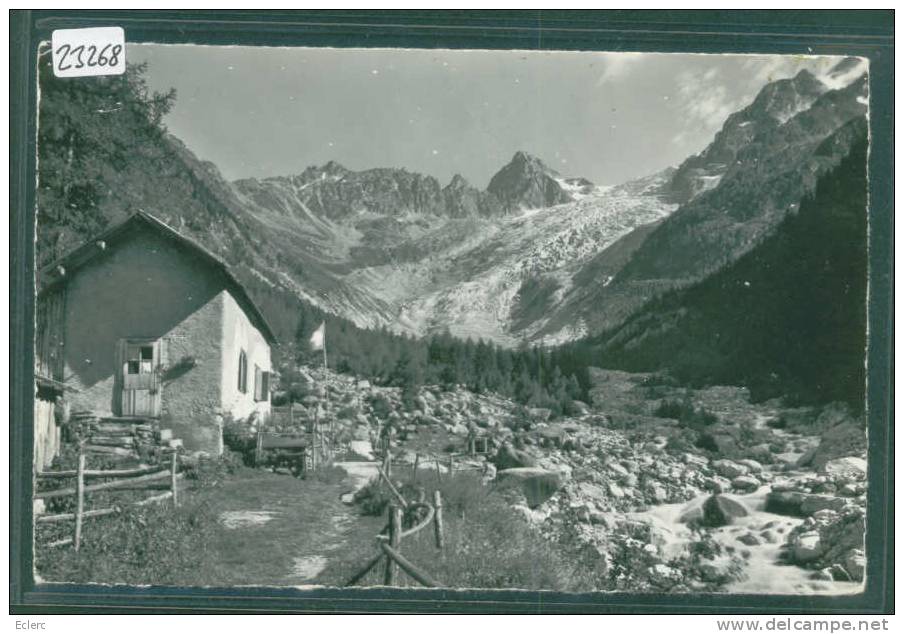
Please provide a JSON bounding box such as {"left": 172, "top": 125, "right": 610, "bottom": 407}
{"left": 345, "top": 459, "right": 445, "bottom": 588}
{"left": 35, "top": 447, "right": 182, "bottom": 551}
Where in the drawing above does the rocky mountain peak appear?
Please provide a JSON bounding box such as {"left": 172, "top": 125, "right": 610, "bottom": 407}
{"left": 487, "top": 150, "right": 573, "bottom": 210}
{"left": 508, "top": 150, "right": 559, "bottom": 175}
{"left": 444, "top": 173, "right": 471, "bottom": 191}
{"left": 748, "top": 69, "right": 827, "bottom": 124}
{"left": 321, "top": 160, "right": 348, "bottom": 175}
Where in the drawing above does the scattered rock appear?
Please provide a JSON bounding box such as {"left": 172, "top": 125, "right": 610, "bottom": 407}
{"left": 820, "top": 456, "right": 867, "bottom": 482}
{"left": 497, "top": 467, "right": 566, "bottom": 508}
{"left": 700, "top": 494, "right": 749, "bottom": 528}
{"left": 712, "top": 459, "right": 748, "bottom": 479}
{"left": 737, "top": 533, "right": 760, "bottom": 546}
{"left": 843, "top": 549, "right": 865, "bottom": 582}
{"left": 737, "top": 458, "right": 764, "bottom": 473}
{"left": 731, "top": 475, "right": 760, "bottom": 492}
{"left": 765, "top": 491, "right": 807, "bottom": 517}
{"left": 808, "top": 420, "right": 866, "bottom": 470}
{"left": 527, "top": 408, "right": 553, "bottom": 422}
{"left": 800, "top": 495, "right": 848, "bottom": 516}
{"left": 792, "top": 531, "right": 823, "bottom": 563}
{"left": 760, "top": 529, "right": 779, "bottom": 544}
{"left": 493, "top": 444, "right": 537, "bottom": 470}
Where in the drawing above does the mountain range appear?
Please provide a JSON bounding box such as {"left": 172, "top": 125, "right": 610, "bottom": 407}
{"left": 36, "top": 57, "right": 869, "bottom": 358}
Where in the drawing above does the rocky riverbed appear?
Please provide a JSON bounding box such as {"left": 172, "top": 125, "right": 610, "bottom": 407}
{"left": 261, "top": 366, "right": 868, "bottom": 594}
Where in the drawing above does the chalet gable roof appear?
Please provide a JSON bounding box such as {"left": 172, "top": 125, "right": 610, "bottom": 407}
{"left": 40, "top": 211, "right": 278, "bottom": 345}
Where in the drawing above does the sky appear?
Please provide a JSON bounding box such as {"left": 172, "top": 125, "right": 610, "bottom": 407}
{"left": 130, "top": 45, "right": 844, "bottom": 188}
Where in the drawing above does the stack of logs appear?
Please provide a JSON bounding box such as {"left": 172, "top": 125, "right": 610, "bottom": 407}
{"left": 68, "top": 411, "right": 182, "bottom": 460}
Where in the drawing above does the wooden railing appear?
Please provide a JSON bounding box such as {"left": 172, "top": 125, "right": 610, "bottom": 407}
{"left": 35, "top": 448, "right": 182, "bottom": 551}
{"left": 345, "top": 462, "right": 445, "bottom": 588}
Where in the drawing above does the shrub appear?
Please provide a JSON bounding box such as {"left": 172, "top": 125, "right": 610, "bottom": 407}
{"left": 222, "top": 416, "right": 257, "bottom": 465}
{"left": 35, "top": 498, "right": 219, "bottom": 585}
{"left": 353, "top": 476, "right": 393, "bottom": 516}
{"left": 655, "top": 398, "right": 718, "bottom": 431}
{"left": 308, "top": 463, "right": 347, "bottom": 485}
{"left": 343, "top": 471, "right": 602, "bottom": 591}
{"left": 182, "top": 450, "right": 244, "bottom": 487}
{"left": 655, "top": 398, "right": 693, "bottom": 420}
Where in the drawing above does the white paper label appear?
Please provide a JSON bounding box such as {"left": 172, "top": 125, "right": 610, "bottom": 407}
{"left": 51, "top": 27, "right": 125, "bottom": 78}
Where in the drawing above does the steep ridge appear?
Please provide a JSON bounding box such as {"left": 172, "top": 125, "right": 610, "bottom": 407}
{"left": 626, "top": 68, "right": 868, "bottom": 284}
{"left": 591, "top": 119, "right": 868, "bottom": 407}
{"left": 532, "top": 61, "right": 869, "bottom": 338}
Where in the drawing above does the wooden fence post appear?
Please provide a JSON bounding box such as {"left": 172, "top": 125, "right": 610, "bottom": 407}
{"left": 448, "top": 453, "right": 454, "bottom": 476}
{"left": 170, "top": 451, "right": 179, "bottom": 508}
{"left": 433, "top": 490, "right": 444, "bottom": 550}
{"left": 384, "top": 505, "right": 402, "bottom": 586}
{"left": 411, "top": 453, "right": 419, "bottom": 483}
{"left": 73, "top": 450, "right": 85, "bottom": 551}
{"left": 434, "top": 457, "right": 442, "bottom": 483}
{"left": 255, "top": 429, "right": 263, "bottom": 466}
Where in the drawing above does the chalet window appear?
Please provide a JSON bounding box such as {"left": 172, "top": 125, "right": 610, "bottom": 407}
{"left": 140, "top": 346, "right": 154, "bottom": 373}
{"left": 253, "top": 365, "right": 270, "bottom": 402}
{"left": 238, "top": 350, "right": 248, "bottom": 394}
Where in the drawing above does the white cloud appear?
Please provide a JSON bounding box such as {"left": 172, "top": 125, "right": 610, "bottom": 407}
{"left": 674, "top": 68, "right": 746, "bottom": 133}
{"left": 596, "top": 52, "right": 645, "bottom": 87}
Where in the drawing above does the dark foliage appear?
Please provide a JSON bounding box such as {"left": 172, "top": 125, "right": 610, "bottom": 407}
{"left": 590, "top": 124, "right": 869, "bottom": 410}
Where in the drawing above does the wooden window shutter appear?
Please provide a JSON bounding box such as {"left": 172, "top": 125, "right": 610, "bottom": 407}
{"left": 261, "top": 371, "right": 270, "bottom": 401}
{"left": 254, "top": 365, "right": 263, "bottom": 401}
{"left": 238, "top": 350, "right": 247, "bottom": 393}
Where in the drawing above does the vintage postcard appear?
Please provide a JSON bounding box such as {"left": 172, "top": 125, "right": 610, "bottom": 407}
{"left": 31, "top": 42, "right": 870, "bottom": 596}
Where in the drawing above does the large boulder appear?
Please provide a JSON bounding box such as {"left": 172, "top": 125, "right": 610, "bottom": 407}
{"left": 496, "top": 468, "right": 566, "bottom": 508}
{"left": 800, "top": 494, "right": 849, "bottom": 516}
{"left": 712, "top": 459, "right": 748, "bottom": 479}
{"left": 696, "top": 424, "right": 741, "bottom": 455}
{"left": 765, "top": 490, "right": 808, "bottom": 516}
{"left": 805, "top": 420, "right": 866, "bottom": 470}
{"left": 820, "top": 456, "right": 867, "bottom": 482}
{"left": 493, "top": 443, "right": 537, "bottom": 470}
{"left": 731, "top": 475, "right": 761, "bottom": 492}
{"left": 527, "top": 407, "right": 553, "bottom": 422}
{"left": 843, "top": 549, "right": 866, "bottom": 582}
{"left": 536, "top": 426, "right": 566, "bottom": 448}
{"left": 791, "top": 531, "right": 823, "bottom": 563}
{"left": 700, "top": 494, "right": 749, "bottom": 528}
{"left": 737, "top": 458, "right": 764, "bottom": 474}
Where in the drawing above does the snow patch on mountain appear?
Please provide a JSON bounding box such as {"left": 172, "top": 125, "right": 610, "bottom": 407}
{"left": 387, "top": 187, "right": 676, "bottom": 344}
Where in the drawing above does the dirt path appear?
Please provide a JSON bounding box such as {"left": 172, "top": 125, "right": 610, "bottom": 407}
{"left": 197, "top": 463, "right": 381, "bottom": 587}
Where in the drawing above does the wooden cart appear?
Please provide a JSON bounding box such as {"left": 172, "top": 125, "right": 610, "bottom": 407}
{"left": 255, "top": 433, "right": 308, "bottom": 477}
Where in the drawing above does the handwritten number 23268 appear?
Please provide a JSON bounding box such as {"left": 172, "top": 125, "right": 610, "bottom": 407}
{"left": 55, "top": 43, "right": 122, "bottom": 72}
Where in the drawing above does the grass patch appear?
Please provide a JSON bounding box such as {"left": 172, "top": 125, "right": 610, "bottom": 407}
{"left": 320, "top": 471, "right": 604, "bottom": 591}
{"left": 35, "top": 498, "right": 219, "bottom": 585}
{"left": 34, "top": 457, "right": 367, "bottom": 587}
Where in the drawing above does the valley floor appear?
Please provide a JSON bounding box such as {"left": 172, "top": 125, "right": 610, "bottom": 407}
{"left": 35, "top": 368, "right": 868, "bottom": 595}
